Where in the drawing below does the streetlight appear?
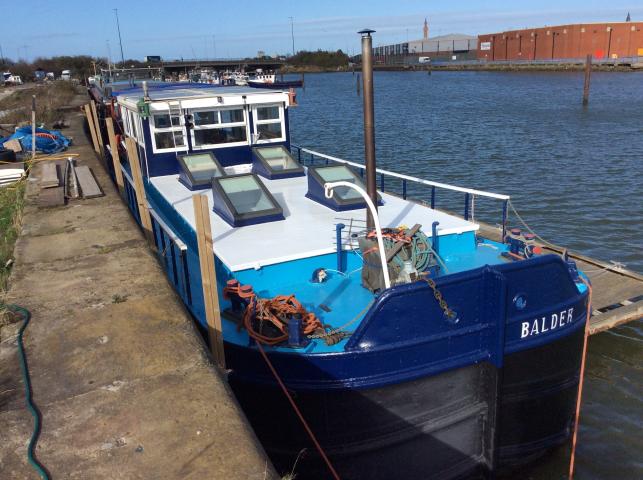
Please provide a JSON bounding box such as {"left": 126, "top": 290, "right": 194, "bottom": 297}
{"left": 288, "top": 17, "right": 295, "bottom": 57}
{"left": 113, "top": 8, "right": 125, "bottom": 66}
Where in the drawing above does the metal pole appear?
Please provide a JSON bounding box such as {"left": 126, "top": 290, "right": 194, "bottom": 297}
{"left": 106, "top": 40, "right": 113, "bottom": 75}
{"left": 359, "top": 29, "right": 377, "bottom": 229}
{"left": 582, "top": 54, "right": 592, "bottom": 106}
{"left": 31, "top": 95, "right": 36, "bottom": 160}
{"left": 289, "top": 17, "right": 295, "bottom": 57}
{"left": 114, "top": 8, "right": 125, "bottom": 66}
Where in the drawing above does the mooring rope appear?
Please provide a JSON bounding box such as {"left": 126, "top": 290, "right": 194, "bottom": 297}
{"left": 254, "top": 342, "right": 341, "bottom": 480}
{"left": 568, "top": 278, "right": 592, "bottom": 479}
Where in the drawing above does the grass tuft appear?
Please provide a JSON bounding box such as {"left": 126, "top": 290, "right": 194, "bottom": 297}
{"left": 0, "top": 180, "right": 26, "bottom": 291}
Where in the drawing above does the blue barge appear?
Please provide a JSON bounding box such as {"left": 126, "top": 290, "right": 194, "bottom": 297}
{"left": 90, "top": 77, "right": 590, "bottom": 479}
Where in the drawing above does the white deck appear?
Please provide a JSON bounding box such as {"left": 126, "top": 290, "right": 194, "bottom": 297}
{"left": 150, "top": 170, "right": 479, "bottom": 272}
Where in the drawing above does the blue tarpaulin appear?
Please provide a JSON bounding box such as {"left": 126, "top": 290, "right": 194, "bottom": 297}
{"left": 0, "top": 126, "right": 72, "bottom": 154}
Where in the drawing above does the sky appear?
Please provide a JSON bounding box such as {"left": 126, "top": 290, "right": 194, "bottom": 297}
{"left": 1, "top": 1, "right": 641, "bottom": 62}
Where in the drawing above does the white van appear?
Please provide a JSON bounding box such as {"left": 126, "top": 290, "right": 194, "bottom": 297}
{"left": 418, "top": 57, "right": 431, "bottom": 64}
{"left": 61, "top": 70, "right": 71, "bottom": 81}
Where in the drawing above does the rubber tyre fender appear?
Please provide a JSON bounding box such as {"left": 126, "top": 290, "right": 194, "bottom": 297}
{"left": 0, "top": 148, "right": 17, "bottom": 162}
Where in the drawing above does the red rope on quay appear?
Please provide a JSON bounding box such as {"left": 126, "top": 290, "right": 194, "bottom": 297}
{"left": 255, "top": 341, "right": 341, "bottom": 480}
{"left": 568, "top": 278, "right": 592, "bottom": 479}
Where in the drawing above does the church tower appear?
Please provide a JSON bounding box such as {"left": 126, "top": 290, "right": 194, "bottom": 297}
{"left": 423, "top": 18, "right": 429, "bottom": 39}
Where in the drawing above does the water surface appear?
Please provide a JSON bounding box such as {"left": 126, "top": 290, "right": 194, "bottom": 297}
{"left": 289, "top": 71, "right": 642, "bottom": 479}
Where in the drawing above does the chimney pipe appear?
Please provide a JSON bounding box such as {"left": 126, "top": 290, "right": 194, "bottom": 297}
{"left": 359, "top": 28, "right": 377, "bottom": 229}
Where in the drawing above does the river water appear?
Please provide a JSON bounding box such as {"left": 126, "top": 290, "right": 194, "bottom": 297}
{"left": 288, "top": 71, "right": 642, "bottom": 479}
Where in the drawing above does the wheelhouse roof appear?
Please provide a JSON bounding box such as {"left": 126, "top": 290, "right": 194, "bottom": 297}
{"left": 117, "top": 84, "right": 290, "bottom": 110}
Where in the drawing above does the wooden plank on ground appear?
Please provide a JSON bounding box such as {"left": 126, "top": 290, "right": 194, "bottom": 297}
{"left": 84, "top": 104, "right": 100, "bottom": 154}
{"left": 105, "top": 117, "right": 125, "bottom": 194}
{"left": 75, "top": 165, "right": 103, "bottom": 199}
{"left": 37, "top": 186, "right": 65, "bottom": 207}
{"left": 40, "top": 162, "right": 60, "bottom": 188}
{"left": 193, "top": 193, "right": 225, "bottom": 369}
{"left": 125, "top": 136, "right": 154, "bottom": 243}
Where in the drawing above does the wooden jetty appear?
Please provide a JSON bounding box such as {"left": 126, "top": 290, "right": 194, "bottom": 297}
{"left": 477, "top": 224, "right": 643, "bottom": 335}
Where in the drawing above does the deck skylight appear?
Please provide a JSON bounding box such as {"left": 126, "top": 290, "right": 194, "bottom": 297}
{"left": 211, "top": 173, "right": 284, "bottom": 227}
{"left": 177, "top": 152, "right": 225, "bottom": 190}
{"left": 252, "top": 146, "right": 304, "bottom": 179}
{"left": 306, "top": 165, "right": 381, "bottom": 211}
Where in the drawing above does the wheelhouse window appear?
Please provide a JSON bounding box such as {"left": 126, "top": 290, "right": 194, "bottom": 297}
{"left": 253, "top": 104, "right": 284, "bottom": 143}
{"left": 151, "top": 112, "right": 186, "bottom": 152}
{"left": 191, "top": 107, "right": 248, "bottom": 149}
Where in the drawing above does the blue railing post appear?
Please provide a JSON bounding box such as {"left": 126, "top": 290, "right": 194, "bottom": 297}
{"left": 464, "top": 193, "right": 470, "bottom": 220}
{"left": 430, "top": 187, "right": 436, "bottom": 209}
{"left": 502, "top": 199, "right": 508, "bottom": 241}
{"left": 297, "top": 146, "right": 301, "bottom": 163}
{"left": 335, "top": 223, "right": 345, "bottom": 272}
{"left": 431, "top": 221, "right": 440, "bottom": 254}
{"left": 402, "top": 180, "right": 407, "bottom": 199}
{"left": 380, "top": 173, "right": 384, "bottom": 192}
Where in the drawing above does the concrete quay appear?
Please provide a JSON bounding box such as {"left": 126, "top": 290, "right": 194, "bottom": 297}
{"left": 0, "top": 94, "right": 276, "bottom": 479}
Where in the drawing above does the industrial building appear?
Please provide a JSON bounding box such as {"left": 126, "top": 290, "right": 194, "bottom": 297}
{"left": 478, "top": 21, "right": 643, "bottom": 61}
{"left": 372, "top": 19, "right": 477, "bottom": 63}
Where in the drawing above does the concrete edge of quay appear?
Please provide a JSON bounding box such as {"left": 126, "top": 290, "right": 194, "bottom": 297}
{"left": 0, "top": 90, "right": 278, "bottom": 479}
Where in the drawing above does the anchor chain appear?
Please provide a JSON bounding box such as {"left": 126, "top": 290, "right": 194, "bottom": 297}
{"left": 423, "top": 277, "right": 457, "bottom": 320}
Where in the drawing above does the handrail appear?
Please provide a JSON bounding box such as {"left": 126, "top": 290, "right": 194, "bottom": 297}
{"left": 324, "top": 181, "right": 391, "bottom": 289}
{"left": 295, "top": 146, "right": 510, "bottom": 201}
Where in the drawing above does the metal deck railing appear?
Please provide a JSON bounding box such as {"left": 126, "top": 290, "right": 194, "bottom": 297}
{"left": 291, "top": 145, "right": 511, "bottom": 239}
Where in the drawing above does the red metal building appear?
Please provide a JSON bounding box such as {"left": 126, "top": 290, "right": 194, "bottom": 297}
{"left": 478, "top": 22, "right": 643, "bottom": 61}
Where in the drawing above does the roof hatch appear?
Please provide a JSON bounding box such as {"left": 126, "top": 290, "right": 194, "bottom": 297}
{"left": 252, "top": 146, "right": 304, "bottom": 180}
{"left": 305, "top": 165, "right": 382, "bottom": 211}
{"left": 178, "top": 152, "right": 225, "bottom": 190}
{"left": 211, "top": 173, "right": 284, "bottom": 227}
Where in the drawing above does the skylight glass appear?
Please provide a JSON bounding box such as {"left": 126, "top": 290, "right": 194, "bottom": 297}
{"left": 211, "top": 173, "right": 285, "bottom": 226}
{"left": 314, "top": 165, "right": 362, "bottom": 200}
{"left": 177, "top": 152, "right": 225, "bottom": 189}
{"left": 219, "top": 175, "right": 276, "bottom": 214}
{"left": 252, "top": 146, "right": 304, "bottom": 179}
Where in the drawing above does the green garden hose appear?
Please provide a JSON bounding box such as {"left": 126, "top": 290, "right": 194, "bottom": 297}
{"left": 2, "top": 303, "right": 50, "bottom": 480}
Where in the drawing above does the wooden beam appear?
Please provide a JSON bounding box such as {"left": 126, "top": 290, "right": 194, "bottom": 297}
{"left": 125, "top": 137, "right": 154, "bottom": 243}
{"left": 83, "top": 104, "right": 100, "bottom": 154}
{"left": 75, "top": 165, "right": 103, "bottom": 199}
{"left": 105, "top": 117, "right": 125, "bottom": 194}
{"left": 192, "top": 193, "right": 225, "bottom": 368}
{"left": 89, "top": 100, "right": 104, "bottom": 157}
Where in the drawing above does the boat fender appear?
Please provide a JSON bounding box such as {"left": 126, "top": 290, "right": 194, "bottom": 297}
{"left": 311, "top": 268, "right": 327, "bottom": 283}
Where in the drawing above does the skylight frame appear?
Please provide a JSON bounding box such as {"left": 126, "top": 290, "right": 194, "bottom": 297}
{"left": 211, "top": 173, "right": 285, "bottom": 227}
{"left": 177, "top": 151, "right": 226, "bottom": 190}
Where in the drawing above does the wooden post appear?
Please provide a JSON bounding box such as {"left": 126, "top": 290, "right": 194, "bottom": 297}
{"left": 356, "top": 73, "right": 360, "bottom": 96}
{"left": 105, "top": 117, "right": 125, "bottom": 194}
{"left": 84, "top": 104, "right": 100, "bottom": 154}
{"left": 125, "top": 137, "right": 154, "bottom": 243}
{"left": 192, "top": 194, "right": 225, "bottom": 368}
{"left": 89, "top": 100, "right": 105, "bottom": 159}
{"left": 31, "top": 95, "right": 36, "bottom": 159}
{"left": 582, "top": 54, "right": 592, "bottom": 106}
